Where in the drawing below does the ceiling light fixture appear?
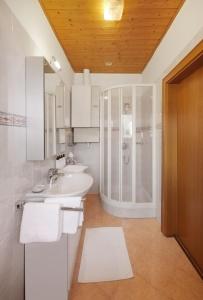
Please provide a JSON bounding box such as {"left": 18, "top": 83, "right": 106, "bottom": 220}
{"left": 51, "top": 56, "right": 61, "bottom": 72}
{"left": 104, "top": 0, "right": 124, "bottom": 21}
{"left": 105, "top": 61, "right": 113, "bottom": 66}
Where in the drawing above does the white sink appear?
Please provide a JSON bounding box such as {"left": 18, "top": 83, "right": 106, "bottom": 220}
{"left": 48, "top": 173, "right": 93, "bottom": 197}
{"left": 62, "top": 165, "right": 88, "bottom": 174}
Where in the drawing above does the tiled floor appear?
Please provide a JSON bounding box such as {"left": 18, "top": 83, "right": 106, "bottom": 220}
{"left": 69, "top": 195, "right": 203, "bottom": 300}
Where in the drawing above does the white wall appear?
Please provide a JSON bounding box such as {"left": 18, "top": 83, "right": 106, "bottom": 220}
{"left": 0, "top": 1, "right": 74, "bottom": 299}
{"left": 142, "top": 0, "right": 203, "bottom": 221}
{"left": 67, "top": 143, "right": 100, "bottom": 194}
{"left": 4, "top": 0, "right": 74, "bottom": 89}
{"left": 45, "top": 74, "right": 61, "bottom": 94}
{"left": 74, "top": 73, "right": 142, "bottom": 88}
{"left": 143, "top": 0, "right": 203, "bottom": 83}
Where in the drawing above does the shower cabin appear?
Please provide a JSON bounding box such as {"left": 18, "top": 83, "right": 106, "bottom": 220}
{"left": 100, "top": 85, "right": 156, "bottom": 218}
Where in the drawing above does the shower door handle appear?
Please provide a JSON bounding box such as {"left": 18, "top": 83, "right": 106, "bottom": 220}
{"left": 122, "top": 142, "right": 130, "bottom": 164}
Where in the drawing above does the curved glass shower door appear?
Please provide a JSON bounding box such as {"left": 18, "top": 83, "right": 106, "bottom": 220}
{"left": 111, "top": 88, "right": 120, "bottom": 201}
{"left": 100, "top": 84, "right": 156, "bottom": 218}
{"left": 102, "top": 90, "right": 109, "bottom": 198}
{"left": 121, "top": 86, "right": 133, "bottom": 202}
{"left": 135, "top": 86, "right": 153, "bottom": 203}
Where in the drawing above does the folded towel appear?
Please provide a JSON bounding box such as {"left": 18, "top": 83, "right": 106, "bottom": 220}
{"left": 45, "top": 197, "right": 83, "bottom": 234}
{"left": 20, "top": 202, "right": 62, "bottom": 244}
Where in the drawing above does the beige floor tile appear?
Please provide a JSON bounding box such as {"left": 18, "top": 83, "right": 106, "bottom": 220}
{"left": 69, "top": 195, "right": 203, "bottom": 300}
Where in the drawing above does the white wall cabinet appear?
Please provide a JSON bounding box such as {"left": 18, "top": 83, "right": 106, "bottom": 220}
{"left": 73, "top": 128, "right": 100, "bottom": 143}
{"left": 91, "top": 86, "right": 100, "bottom": 127}
{"left": 71, "top": 85, "right": 100, "bottom": 128}
{"left": 26, "top": 56, "right": 56, "bottom": 160}
{"left": 71, "top": 85, "right": 91, "bottom": 127}
{"left": 56, "top": 83, "right": 71, "bottom": 129}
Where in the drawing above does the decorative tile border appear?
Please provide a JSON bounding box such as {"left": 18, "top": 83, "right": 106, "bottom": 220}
{"left": 136, "top": 126, "right": 152, "bottom": 133}
{"left": 0, "top": 111, "right": 26, "bottom": 127}
{"left": 109, "top": 125, "right": 162, "bottom": 133}
{"left": 0, "top": 111, "right": 13, "bottom": 126}
{"left": 13, "top": 113, "right": 26, "bottom": 127}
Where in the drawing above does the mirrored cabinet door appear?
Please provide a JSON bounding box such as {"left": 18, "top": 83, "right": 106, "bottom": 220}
{"left": 26, "top": 56, "right": 57, "bottom": 160}
{"left": 45, "top": 93, "right": 56, "bottom": 158}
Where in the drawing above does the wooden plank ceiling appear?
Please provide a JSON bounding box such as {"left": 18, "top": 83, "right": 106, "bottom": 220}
{"left": 39, "top": 0, "right": 185, "bottom": 73}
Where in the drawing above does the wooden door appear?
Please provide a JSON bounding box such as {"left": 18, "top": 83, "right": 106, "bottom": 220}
{"left": 162, "top": 41, "right": 203, "bottom": 278}
{"left": 176, "top": 66, "right": 203, "bottom": 274}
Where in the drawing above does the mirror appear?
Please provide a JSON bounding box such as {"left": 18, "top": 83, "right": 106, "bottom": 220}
{"left": 26, "top": 57, "right": 69, "bottom": 160}
{"left": 44, "top": 73, "right": 60, "bottom": 158}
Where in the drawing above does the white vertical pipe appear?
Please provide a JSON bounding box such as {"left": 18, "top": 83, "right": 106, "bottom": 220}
{"left": 108, "top": 89, "right": 111, "bottom": 201}
{"left": 119, "top": 88, "right": 123, "bottom": 202}
{"left": 132, "top": 86, "right": 136, "bottom": 203}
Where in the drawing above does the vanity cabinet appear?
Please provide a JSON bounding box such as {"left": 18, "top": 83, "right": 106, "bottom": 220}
{"left": 25, "top": 228, "right": 82, "bottom": 300}
{"left": 71, "top": 85, "right": 100, "bottom": 128}
{"left": 26, "top": 56, "right": 56, "bottom": 160}
{"left": 56, "top": 83, "right": 71, "bottom": 129}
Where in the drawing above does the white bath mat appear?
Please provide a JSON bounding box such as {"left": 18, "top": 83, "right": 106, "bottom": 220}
{"left": 78, "top": 227, "right": 134, "bottom": 283}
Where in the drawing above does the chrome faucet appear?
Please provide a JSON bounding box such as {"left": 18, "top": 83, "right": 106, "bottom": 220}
{"left": 49, "top": 174, "right": 58, "bottom": 188}
{"left": 48, "top": 168, "right": 58, "bottom": 182}
{"left": 48, "top": 168, "right": 64, "bottom": 187}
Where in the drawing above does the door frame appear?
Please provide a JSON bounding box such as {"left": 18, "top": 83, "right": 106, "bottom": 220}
{"left": 162, "top": 40, "right": 203, "bottom": 237}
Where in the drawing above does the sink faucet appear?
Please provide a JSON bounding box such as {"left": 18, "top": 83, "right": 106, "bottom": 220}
{"left": 48, "top": 168, "right": 58, "bottom": 182}
{"left": 48, "top": 168, "right": 64, "bottom": 188}
{"left": 49, "top": 174, "right": 58, "bottom": 188}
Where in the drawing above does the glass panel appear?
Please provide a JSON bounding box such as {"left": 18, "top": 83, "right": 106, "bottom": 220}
{"left": 122, "top": 86, "right": 133, "bottom": 202}
{"left": 135, "top": 86, "right": 153, "bottom": 203}
{"left": 111, "top": 88, "right": 120, "bottom": 201}
{"left": 103, "top": 91, "right": 108, "bottom": 197}
{"left": 45, "top": 93, "right": 56, "bottom": 159}
{"left": 100, "top": 94, "right": 104, "bottom": 195}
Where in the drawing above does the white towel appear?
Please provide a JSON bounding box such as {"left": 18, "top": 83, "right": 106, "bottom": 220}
{"left": 45, "top": 197, "right": 83, "bottom": 234}
{"left": 20, "top": 202, "right": 62, "bottom": 244}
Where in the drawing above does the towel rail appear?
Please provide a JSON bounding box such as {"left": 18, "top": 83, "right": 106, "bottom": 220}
{"left": 15, "top": 199, "right": 85, "bottom": 212}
